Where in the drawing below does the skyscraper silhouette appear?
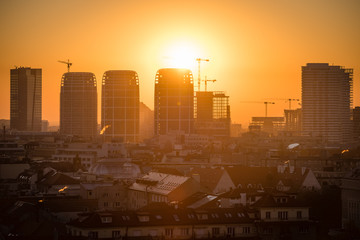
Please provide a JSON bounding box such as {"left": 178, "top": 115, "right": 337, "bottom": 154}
{"left": 154, "top": 68, "right": 194, "bottom": 135}
{"left": 60, "top": 72, "right": 97, "bottom": 139}
{"left": 10, "top": 67, "right": 42, "bottom": 131}
{"left": 302, "top": 63, "right": 353, "bottom": 145}
{"left": 101, "top": 70, "right": 139, "bottom": 142}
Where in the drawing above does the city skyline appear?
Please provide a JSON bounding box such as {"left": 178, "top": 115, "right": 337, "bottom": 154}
{"left": 0, "top": 0, "right": 360, "bottom": 127}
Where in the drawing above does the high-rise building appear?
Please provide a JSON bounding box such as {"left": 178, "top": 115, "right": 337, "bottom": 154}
{"left": 194, "top": 91, "right": 231, "bottom": 138}
{"left": 154, "top": 68, "right": 194, "bottom": 135}
{"left": 60, "top": 72, "right": 97, "bottom": 139}
{"left": 139, "top": 102, "right": 154, "bottom": 141}
{"left": 353, "top": 107, "right": 360, "bottom": 141}
{"left": 10, "top": 67, "right": 42, "bottom": 131}
{"left": 101, "top": 70, "right": 139, "bottom": 142}
{"left": 302, "top": 63, "right": 353, "bottom": 145}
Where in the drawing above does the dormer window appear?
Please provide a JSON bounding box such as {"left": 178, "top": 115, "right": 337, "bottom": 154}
{"left": 173, "top": 214, "right": 180, "bottom": 221}
{"left": 101, "top": 216, "right": 112, "bottom": 223}
{"left": 138, "top": 215, "right": 150, "bottom": 222}
{"left": 197, "top": 214, "right": 208, "bottom": 220}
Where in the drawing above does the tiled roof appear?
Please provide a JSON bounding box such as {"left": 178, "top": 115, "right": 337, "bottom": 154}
{"left": 225, "top": 166, "right": 312, "bottom": 192}
{"left": 38, "top": 172, "right": 79, "bottom": 186}
{"left": 189, "top": 167, "right": 226, "bottom": 192}
{"left": 129, "top": 172, "right": 190, "bottom": 195}
{"left": 225, "top": 166, "right": 277, "bottom": 188}
{"left": 251, "top": 193, "right": 309, "bottom": 208}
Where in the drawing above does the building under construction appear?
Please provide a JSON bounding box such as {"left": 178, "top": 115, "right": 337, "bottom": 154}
{"left": 194, "top": 91, "right": 231, "bottom": 138}
{"left": 249, "top": 117, "right": 285, "bottom": 135}
{"left": 101, "top": 70, "right": 139, "bottom": 143}
{"left": 284, "top": 108, "right": 302, "bottom": 133}
{"left": 154, "top": 68, "right": 194, "bottom": 135}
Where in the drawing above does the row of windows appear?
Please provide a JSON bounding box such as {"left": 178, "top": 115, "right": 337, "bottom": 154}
{"left": 265, "top": 211, "right": 302, "bottom": 220}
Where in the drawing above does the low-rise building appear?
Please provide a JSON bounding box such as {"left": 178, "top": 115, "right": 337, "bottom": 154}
{"left": 252, "top": 192, "right": 317, "bottom": 240}
{"left": 67, "top": 207, "right": 257, "bottom": 239}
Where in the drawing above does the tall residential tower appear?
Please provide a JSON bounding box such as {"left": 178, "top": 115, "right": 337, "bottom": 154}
{"left": 60, "top": 72, "right": 97, "bottom": 139}
{"left": 302, "top": 63, "right": 353, "bottom": 145}
{"left": 10, "top": 67, "right": 42, "bottom": 131}
{"left": 154, "top": 68, "right": 194, "bottom": 135}
{"left": 101, "top": 70, "right": 139, "bottom": 142}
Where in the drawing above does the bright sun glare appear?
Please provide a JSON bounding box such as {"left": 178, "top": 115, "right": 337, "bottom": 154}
{"left": 163, "top": 42, "right": 200, "bottom": 70}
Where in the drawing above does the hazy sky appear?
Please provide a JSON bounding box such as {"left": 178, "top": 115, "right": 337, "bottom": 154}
{"left": 1, "top": 0, "right": 359, "bottom": 127}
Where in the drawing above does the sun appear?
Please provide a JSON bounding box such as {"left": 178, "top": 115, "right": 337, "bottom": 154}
{"left": 162, "top": 41, "right": 201, "bottom": 70}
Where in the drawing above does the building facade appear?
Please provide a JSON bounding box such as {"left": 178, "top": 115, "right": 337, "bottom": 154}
{"left": 154, "top": 68, "right": 194, "bottom": 135}
{"left": 302, "top": 63, "right": 353, "bottom": 145}
{"left": 101, "top": 70, "right": 139, "bottom": 142}
{"left": 10, "top": 67, "right": 42, "bottom": 131}
{"left": 60, "top": 72, "right": 97, "bottom": 139}
{"left": 139, "top": 102, "right": 154, "bottom": 141}
{"left": 353, "top": 107, "right": 360, "bottom": 142}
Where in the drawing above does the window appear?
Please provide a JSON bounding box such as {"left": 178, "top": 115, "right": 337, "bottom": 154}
{"left": 243, "top": 227, "right": 250, "bottom": 234}
{"left": 165, "top": 228, "right": 173, "bottom": 237}
{"left": 263, "top": 227, "right": 273, "bottom": 235}
{"left": 227, "top": 227, "right": 235, "bottom": 237}
{"left": 180, "top": 228, "right": 189, "bottom": 236}
{"left": 138, "top": 215, "right": 149, "bottom": 222}
{"left": 278, "top": 211, "right": 288, "bottom": 220}
{"left": 212, "top": 227, "right": 220, "bottom": 236}
{"left": 101, "top": 216, "right": 112, "bottom": 223}
{"left": 88, "top": 231, "right": 98, "bottom": 239}
{"left": 173, "top": 214, "right": 180, "bottom": 221}
{"left": 112, "top": 231, "right": 121, "bottom": 238}
{"left": 265, "top": 211, "right": 271, "bottom": 219}
{"left": 297, "top": 211, "right": 302, "bottom": 219}
{"left": 299, "top": 225, "right": 309, "bottom": 233}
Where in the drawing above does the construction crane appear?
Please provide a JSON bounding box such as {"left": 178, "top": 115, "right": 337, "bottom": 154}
{"left": 196, "top": 58, "right": 209, "bottom": 91}
{"left": 58, "top": 59, "right": 72, "bottom": 72}
{"left": 240, "top": 101, "right": 275, "bottom": 117}
{"left": 265, "top": 98, "right": 300, "bottom": 110}
{"left": 203, "top": 76, "right": 216, "bottom": 92}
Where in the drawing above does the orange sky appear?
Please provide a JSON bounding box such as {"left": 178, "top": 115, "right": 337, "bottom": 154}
{"left": 1, "top": 0, "right": 359, "bottom": 127}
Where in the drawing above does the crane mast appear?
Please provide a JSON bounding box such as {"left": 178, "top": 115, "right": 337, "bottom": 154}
{"left": 196, "top": 58, "right": 209, "bottom": 91}
{"left": 58, "top": 59, "right": 72, "bottom": 72}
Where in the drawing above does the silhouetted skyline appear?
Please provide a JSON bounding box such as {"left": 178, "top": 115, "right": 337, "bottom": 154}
{"left": 0, "top": 0, "right": 359, "bottom": 126}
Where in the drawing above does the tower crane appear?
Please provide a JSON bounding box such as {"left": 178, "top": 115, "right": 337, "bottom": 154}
{"left": 265, "top": 98, "right": 300, "bottom": 110}
{"left": 203, "top": 76, "right": 216, "bottom": 92}
{"left": 239, "top": 101, "right": 275, "bottom": 117}
{"left": 284, "top": 98, "right": 300, "bottom": 110}
{"left": 196, "top": 58, "right": 209, "bottom": 91}
{"left": 58, "top": 59, "right": 72, "bottom": 72}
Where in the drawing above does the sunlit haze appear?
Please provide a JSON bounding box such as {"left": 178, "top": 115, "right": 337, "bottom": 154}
{"left": 1, "top": 0, "right": 360, "bottom": 127}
